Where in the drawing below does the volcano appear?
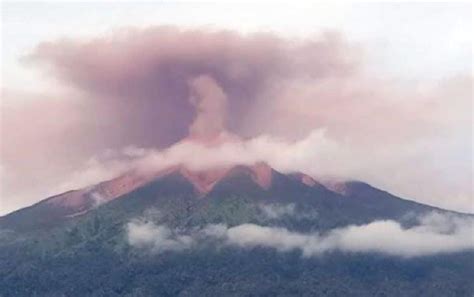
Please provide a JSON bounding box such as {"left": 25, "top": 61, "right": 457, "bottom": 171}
{"left": 0, "top": 161, "right": 473, "bottom": 297}
{"left": 0, "top": 161, "right": 441, "bottom": 232}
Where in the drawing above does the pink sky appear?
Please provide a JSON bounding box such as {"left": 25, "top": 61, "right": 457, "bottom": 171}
{"left": 1, "top": 3, "right": 472, "bottom": 215}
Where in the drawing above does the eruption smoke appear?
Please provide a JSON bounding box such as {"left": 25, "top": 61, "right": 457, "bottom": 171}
{"left": 1, "top": 26, "right": 472, "bottom": 214}
{"left": 187, "top": 75, "right": 228, "bottom": 140}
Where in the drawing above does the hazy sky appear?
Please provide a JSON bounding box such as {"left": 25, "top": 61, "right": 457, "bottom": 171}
{"left": 0, "top": 2, "right": 472, "bottom": 215}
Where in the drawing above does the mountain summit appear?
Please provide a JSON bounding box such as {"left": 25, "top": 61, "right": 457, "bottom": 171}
{"left": 0, "top": 162, "right": 304, "bottom": 231}
{"left": 0, "top": 159, "right": 461, "bottom": 233}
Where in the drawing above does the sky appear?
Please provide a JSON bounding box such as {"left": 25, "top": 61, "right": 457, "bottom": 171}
{"left": 0, "top": 2, "right": 472, "bottom": 215}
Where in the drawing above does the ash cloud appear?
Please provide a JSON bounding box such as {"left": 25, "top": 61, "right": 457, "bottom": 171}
{"left": 127, "top": 212, "right": 474, "bottom": 257}
{"left": 26, "top": 27, "right": 354, "bottom": 145}
{"left": 2, "top": 26, "right": 472, "bottom": 214}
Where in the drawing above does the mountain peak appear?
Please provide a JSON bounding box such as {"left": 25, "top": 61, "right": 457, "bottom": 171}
{"left": 288, "top": 172, "right": 321, "bottom": 187}
{"left": 320, "top": 180, "right": 376, "bottom": 196}
{"left": 177, "top": 162, "right": 273, "bottom": 195}
{"left": 41, "top": 162, "right": 274, "bottom": 220}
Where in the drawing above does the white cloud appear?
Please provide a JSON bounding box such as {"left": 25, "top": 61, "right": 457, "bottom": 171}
{"left": 127, "top": 212, "right": 474, "bottom": 257}
{"left": 127, "top": 221, "right": 194, "bottom": 253}
{"left": 49, "top": 126, "right": 473, "bottom": 214}
{"left": 259, "top": 203, "right": 318, "bottom": 220}
{"left": 259, "top": 203, "right": 296, "bottom": 219}
{"left": 325, "top": 215, "right": 474, "bottom": 257}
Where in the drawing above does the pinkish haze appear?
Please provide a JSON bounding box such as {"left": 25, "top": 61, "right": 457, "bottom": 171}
{"left": 1, "top": 26, "right": 472, "bottom": 214}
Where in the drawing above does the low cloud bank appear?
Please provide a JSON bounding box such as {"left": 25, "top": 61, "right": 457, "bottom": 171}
{"left": 127, "top": 212, "right": 474, "bottom": 257}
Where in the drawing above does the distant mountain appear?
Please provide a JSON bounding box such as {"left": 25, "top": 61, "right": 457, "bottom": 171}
{"left": 0, "top": 163, "right": 472, "bottom": 297}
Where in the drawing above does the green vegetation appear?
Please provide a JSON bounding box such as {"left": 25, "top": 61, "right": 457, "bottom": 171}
{"left": 0, "top": 174, "right": 472, "bottom": 296}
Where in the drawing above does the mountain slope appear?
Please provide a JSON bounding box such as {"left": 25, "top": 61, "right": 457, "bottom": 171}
{"left": 0, "top": 163, "right": 450, "bottom": 232}
{"left": 0, "top": 163, "right": 472, "bottom": 297}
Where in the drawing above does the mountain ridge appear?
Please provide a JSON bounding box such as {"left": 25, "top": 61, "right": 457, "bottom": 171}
{"left": 1, "top": 162, "right": 469, "bottom": 233}
{"left": 1, "top": 162, "right": 473, "bottom": 297}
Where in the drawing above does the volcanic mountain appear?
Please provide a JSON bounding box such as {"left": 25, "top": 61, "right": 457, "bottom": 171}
{"left": 0, "top": 161, "right": 275, "bottom": 231}
{"left": 0, "top": 160, "right": 441, "bottom": 232}
{"left": 1, "top": 158, "right": 473, "bottom": 296}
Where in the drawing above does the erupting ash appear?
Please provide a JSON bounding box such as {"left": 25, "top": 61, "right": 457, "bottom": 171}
{"left": 183, "top": 73, "right": 243, "bottom": 149}
{"left": 188, "top": 75, "right": 228, "bottom": 141}
{"left": 4, "top": 26, "right": 469, "bottom": 215}
{"left": 49, "top": 77, "right": 274, "bottom": 207}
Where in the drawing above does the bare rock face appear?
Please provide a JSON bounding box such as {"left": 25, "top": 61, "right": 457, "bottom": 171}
{"left": 179, "top": 166, "right": 232, "bottom": 194}
{"left": 288, "top": 172, "right": 321, "bottom": 187}
{"left": 42, "top": 160, "right": 275, "bottom": 219}
{"left": 319, "top": 180, "right": 350, "bottom": 196}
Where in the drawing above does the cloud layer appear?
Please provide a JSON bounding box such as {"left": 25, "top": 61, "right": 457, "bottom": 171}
{"left": 127, "top": 212, "right": 474, "bottom": 257}
{"left": 38, "top": 127, "right": 472, "bottom": 212}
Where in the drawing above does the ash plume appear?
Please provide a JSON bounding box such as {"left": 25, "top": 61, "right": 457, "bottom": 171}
{"left": 2, "top": 26, "right": 472, "bottom": 214}
{"left": 187, "top": 74, "right": 229, "bottom": 140}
